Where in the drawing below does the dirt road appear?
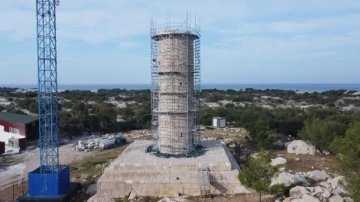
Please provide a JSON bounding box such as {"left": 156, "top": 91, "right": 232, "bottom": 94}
{"left": 0, "top": 141, "right": 94, "bottom": 189}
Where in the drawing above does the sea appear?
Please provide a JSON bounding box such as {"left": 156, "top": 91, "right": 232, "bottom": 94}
{"left": 1, "top": 84, "right": 360, "bottom": 92}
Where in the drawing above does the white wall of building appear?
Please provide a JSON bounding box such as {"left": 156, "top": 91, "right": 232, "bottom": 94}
{"left": 219, "top": 119, "right": 226, "bottom": 128}
{"left": 0, "top": 131, "right": 24, "bottom": 144}
{"left": 212, "top": 118, "right": 218, "bottom": 127}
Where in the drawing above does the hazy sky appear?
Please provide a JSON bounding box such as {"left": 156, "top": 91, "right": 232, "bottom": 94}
{"left": 0, "top": 0, "right": 359, "bottom": 84}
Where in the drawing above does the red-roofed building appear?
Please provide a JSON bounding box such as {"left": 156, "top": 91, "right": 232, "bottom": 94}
{"left": 0, "top": 112, "right": 38, "bottom": 150}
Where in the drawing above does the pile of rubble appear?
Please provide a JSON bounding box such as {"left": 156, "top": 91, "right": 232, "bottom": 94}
{"left": 71, "top": 130, "right": 151, "bottom": 152}
{"left": 280, "top": 176, "right": 352, "bottom": 202}
{"left": 272, "top": 170, "right": 353, "bottom": 202}
{"left": 121, "top": 130, "right": 151, "bottom": 141}
{"left": 72, "top": 134, "right": 115, "bottom": 152}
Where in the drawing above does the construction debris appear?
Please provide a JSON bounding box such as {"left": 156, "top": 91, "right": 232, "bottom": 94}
{"left": 72, "top": 134, "right": 125, "bottom": 152}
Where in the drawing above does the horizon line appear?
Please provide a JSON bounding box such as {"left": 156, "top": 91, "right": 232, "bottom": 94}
{"left": 1, "top": 83, "right": 360, "bottom": 86}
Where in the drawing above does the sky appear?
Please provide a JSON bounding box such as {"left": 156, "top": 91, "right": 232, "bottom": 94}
{"left": 0, "top": 0, "right": 359, "bottom": 85}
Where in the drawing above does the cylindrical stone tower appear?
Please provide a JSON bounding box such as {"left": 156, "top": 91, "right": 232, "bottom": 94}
{"left": 151, "top": 19, "right": 201, "bottom": 155}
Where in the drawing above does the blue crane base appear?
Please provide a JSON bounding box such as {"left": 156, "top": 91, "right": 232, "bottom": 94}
{"left": 16, "top": 183, "right": 81, "bottom": 202}
{"left": 16, "top": 165, "right": 81, "bottom": 201}
{"left": 28, "top": 165, "right": 70, "bottom": 196}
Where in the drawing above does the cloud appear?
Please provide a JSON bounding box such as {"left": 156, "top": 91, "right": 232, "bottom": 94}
{"left": 1, "top": 1, "right": 360, "bottom": 43}
{"left": 0, "top": 0, "right": 360, "bottom": 84}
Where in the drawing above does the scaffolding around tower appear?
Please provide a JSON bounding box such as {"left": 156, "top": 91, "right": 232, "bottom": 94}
{"left": 150, "top": 14, "right": 201, "bottom": 155}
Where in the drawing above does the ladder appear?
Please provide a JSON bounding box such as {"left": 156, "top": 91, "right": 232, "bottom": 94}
{"left": 198, "top": 165, "right": 211, "bottom": 198}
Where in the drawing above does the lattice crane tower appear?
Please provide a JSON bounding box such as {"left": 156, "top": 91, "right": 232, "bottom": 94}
{"left": 37, "top": 0, "right": 60, "bottom": 173}
{"left": 19, "top": 0, "right": 76, "bottom": 199}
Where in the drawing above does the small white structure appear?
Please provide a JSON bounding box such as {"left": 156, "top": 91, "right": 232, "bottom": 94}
{"left": 212, "top": 117, "right": 226, "bottom": 128}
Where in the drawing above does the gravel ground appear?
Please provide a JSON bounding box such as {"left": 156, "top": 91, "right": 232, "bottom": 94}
{"left": 0, "top": 138, "right": 94, "bottom": 189}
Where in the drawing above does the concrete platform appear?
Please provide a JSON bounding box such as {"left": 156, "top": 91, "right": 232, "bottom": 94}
{"left": 89, "top": 140, "right": 250, "bottom": 201}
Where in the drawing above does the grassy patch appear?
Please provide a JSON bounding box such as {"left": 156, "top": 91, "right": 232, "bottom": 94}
{"left": 1, "top": 156, "right": 22, "bottom": 167}
{"left": 113, "top": 197, "right": 129, "bottom": 202}
{"left": 69, "top": 144, "right": 128, "bottom": 184}
{"left": 271, "top": 150, "right": 339, "bottom": 173}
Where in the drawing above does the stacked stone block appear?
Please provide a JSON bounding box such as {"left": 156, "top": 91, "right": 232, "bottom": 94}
{"left": 153, "top": 31, "right": 198, "bottom": 155}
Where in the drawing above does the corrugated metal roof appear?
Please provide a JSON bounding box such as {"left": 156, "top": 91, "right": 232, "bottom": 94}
{"left": 0, "top": 112, "right": 38, "bottom": 125}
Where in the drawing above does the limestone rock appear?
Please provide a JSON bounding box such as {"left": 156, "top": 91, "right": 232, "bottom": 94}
{"left": 85, "top": 184, "right": 97, "bottom": 196}
{"left": 321, "top": 190, "right": 331, "bottom": 198}
{"left": 286, "top": 140, "right": 315, "bottom": 155}
{"left": 306, "top": 187, "right": 315, "bottom": 193}
{"left": 332, "top": 186, "right": 348, "bottom": 195}
{"left": 319, "top": 181, "right": 331, "bottom": 189}
{"left": 306, "top": 170, "right": 330, "bottom": 181}
{"left": 291, "top": 194, "right": 320, "bottom": 202}
{"left": 302, "top": 194, "right": 321, "bottom": 202}
{"left": 328, "top": 176, "right": 345, "bottom": 189}
{"left": 322, "top": 150, "right": 330, "bottom": 155}
{"left": 311, "top": 186, "right": 323, "bottom": 196}
{"left": 329, "top": 195, "right": 344, "bottom": 202}
{"left": 289, "top": 186, "right": 308, "bottom": 198}
{"left": 128, "top": 191, "right": 136, "bottom": 200}
{"left": 271, "top": 157, "right": 287, "bottom": 166}
{"left": 343, "top": 197, "right": 354, "bottom": 202}
{"left": 271, "top": 172, "right": 309, "bottom": 187}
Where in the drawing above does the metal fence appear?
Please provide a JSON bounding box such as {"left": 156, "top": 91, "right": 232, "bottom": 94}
{"left": 0, "top": 178, "right": 27, "bottom": 202}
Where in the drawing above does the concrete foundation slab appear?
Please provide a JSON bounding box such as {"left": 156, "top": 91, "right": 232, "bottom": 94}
{"left": 89, "top": 140, "right": 250, "bottom": 201}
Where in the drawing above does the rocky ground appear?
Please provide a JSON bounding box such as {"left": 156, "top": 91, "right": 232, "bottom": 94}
{"left": 270, "top": 140, "right": 352, "bottom": 202}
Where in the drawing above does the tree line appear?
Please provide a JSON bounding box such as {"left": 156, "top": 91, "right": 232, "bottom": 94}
{"left": 0, "top": 87, "right": 359, "bottom": 199}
